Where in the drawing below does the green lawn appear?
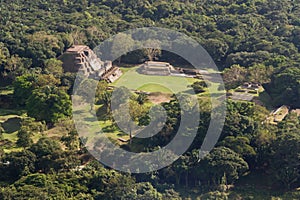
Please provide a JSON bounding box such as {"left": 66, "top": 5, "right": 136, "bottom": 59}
{"left": 112, "top": 67, "right": 198, "bottom": 94}
{"left": 113, "top": 67, "right": 225, "bottom": 102}
{"left": 0, "top": 108, "right": 44, "bottom": 151}
{"left": 0, "top": 111, "right": 23, "bottom": 144}
{"left": 3, "top": 132, "right": 18, "bottom": 142}
{"left": 137, "top": 83, "right": 173, "bottom": 93}
{"left": 73, "top": 104, "right": 127, "bottom": 146}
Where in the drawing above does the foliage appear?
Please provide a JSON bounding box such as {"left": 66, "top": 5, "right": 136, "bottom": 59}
{"left": 197, "top": 147, "right": 249, "bottom": 185}
{"left": 267, "top": 67, "right": 300, "bottom": 108}
{"left": 190, "top": 81, "right": 208, "bottom": 94}
{"left": 0, "top": 0, "right": 300, "bottom": 198}
{"left": 268, "top": 132, "right": 300, "bottom": 189}
{"left": 26, "top": 86, "right": 72, "bottom": 123}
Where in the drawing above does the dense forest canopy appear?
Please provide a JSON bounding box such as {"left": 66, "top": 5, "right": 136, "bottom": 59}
{"left": 0, "top": 0, "right": 300, "bottom": 199}
{"left": 1, "top": 0, "right": 300, "bottom": 106}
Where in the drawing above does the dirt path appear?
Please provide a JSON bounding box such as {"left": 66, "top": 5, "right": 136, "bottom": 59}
{"left": 147, "top": 92, "right": 172, "bottom": 104}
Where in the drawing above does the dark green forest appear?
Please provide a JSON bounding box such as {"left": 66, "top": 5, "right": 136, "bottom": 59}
{"left": 0, "top": 0, "right": 300, "bottom": 199}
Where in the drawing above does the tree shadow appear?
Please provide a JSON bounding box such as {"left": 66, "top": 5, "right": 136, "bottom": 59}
{"left": 1, "top": 117, "right": 22, "bottom": 133}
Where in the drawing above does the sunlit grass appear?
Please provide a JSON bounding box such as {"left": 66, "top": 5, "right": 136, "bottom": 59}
{"left": 3, "top": 132, "right": 18, "bottom": 142}
{"left": 112, "top": 67, "right": 199, "bottom": 93}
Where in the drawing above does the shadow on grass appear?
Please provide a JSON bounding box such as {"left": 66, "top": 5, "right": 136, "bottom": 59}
{"left": 117, "top": 132, "right": 128, "bottom": 137}
{"left": 102, "top": 124, "right": 117, "bottom": 133}
{"left": 1, "top": 117, "right": 22, "bottom": 133}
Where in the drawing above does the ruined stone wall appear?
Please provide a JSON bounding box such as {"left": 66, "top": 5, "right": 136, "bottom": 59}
{"left": 59, "top": 45, "right": 122, "bottom": 83}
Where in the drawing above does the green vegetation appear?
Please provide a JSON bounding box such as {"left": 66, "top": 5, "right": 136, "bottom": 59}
{"left": 0, "top": 0, "right": 299, "bottom": 199}
{"left": 112, "top": 67, "right": 198, "bottom": 93}
{"left": 138, "top": 83, "right": 173, "bottom": 93}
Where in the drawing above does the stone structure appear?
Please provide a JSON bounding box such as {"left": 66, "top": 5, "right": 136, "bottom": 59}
{"left": 272, "top": 105, "right": 289, "bottom": 123}
{"left": 178, "top": 68, "right": 200, "bottom": 76}
{"left": 291, "top": 109, "right": 300, "bottom": 116}
{"left": 140, "top": 61, "right": 176, "bottom": 76}
{"left": 139, "top": 61, "right": 204, "bottom": 78}
{"left": 59, "top": 45, "right": 122, "bottom": 83}
{"left": 241, "top": 82, "right": 262, "bottom": 91}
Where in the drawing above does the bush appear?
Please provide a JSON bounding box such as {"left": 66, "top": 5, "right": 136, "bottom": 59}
{"left": 197, "top": 191, "right": 228, "bottom": 200}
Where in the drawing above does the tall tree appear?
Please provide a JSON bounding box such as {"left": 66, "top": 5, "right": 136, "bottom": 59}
{"left": 142, "top": 40, "right": 162, "bottom": 61}
{"left": 26, "top": 86, "right": 72, "bottom": 124}
{"left": 110, "top": 33, "right": 135, "bottom": 63}
{"left": 197, "top": 147, "right": 249, "bottom": 186}
{"left": 222, "top": 65, "right": 247, "bottom": 89}
{"left": 44, "top": 58, "right": 63, "bottom": 77}
{"left": 269, "top": 132, "right": 300, "bottom": 189}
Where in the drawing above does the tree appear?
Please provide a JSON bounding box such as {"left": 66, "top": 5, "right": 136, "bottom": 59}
{"left": 35, "top": 74, "right": 61, "bottom": 88}
{"left": 16, "top": 117, "right": 46, "bottom": 148}
{"left": 61, "top": 130, "right": 80, "bottom": 151}
{"left": 203, "top": 38, "right": 229, "bottom": 62}
{"left": 171, "top": 151, "right": 198, "bottom": 187}
{"left": 136, "top": 93, "right": 148, "bottom": 105}
{"left": 247, "top": 64, "right": 273, "bottom": 83}
{"left": 110, "top": 33, "right": 135, "bottom": 63}
{"left": 13, "top": 74, "right": 38, "bottom": 106}
{"left": 4, "top": 55, "right": 31, "bottom": 80}
{"left": 111, "top": 86, "right": 131, "bottom": 109}
{"left": 225, "top": 51, "right": 271, "bottom": 68}
{"left": 16, "top": 128, "right": 33, "bottom": 148}
{"left": 222, "top": 101, "right": 256, "bottom": 139}
{"left": 277, "top": 113, "right": 300, "bottom": 134}
{"left": 267, "top": 67, "right": 300, "bottom": 107}
{"left": 76, "top": 79, "right": 98, "bottom": 111}
{"left": 113, "top": 103, "right": 136, "bottom": 144}
{"left": 13, "top": 73, "right": 61, "bottom": 106}
{"left": 30, "top": 137, "right": 61, "bottom": 158}
{"left": 0, "top": 42, "right": 9, "bottom": 69}
{"left": 0, "top": 150, "right": 36, "bottom": 180}
{"left": 190, "top": 81, "right": 208, "bottom": 94}
{"left": 0, "top": 124, "right": 4, "bottom": 140}
{"left": 218, "top": 136, "right": 256, "bottom": 162}
{"left": 26, "top": 86, "right": 72, "bottom": 124}
{"left": 269, "top": 132, "right": 300, "bottom": 189}
{"left": 134, "top": 182, "right": 162, "bottom": 199}
{"left": 197, "top": 147, "right": 249, "bottom": 186}
{"left": 95, "top": 80, "right": 109, "bottom": 103}
{"left": 162, "top": 189, "right": 182, "bottom": 200}
{"left": 44, "top": 58, "right": 63, "bottom": 77}
{"left": 25, "top": 31, "right": 63, "bottom": 67}
{"left": 222, "top": 65, "right": 247, "bottom": 89}
{"left": 89, "top": 168, "right": 136, "bottom": 199}
{"left": 142, "top": 40, "right": 161, "bottom": 61}
{"left": 101, "top": 90, "right": 113, "bottom": 115}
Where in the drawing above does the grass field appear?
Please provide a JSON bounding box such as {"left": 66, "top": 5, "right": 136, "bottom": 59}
{"left": 112, "top": 67, "right": 198, "bottom": 94}
{"left": 112, "top": 67, "right": 226, "bottom": 105}
{"left": 0, "top": 109, "right": 24, "bottom": 145}
{"left": 72, "top": 104, "right": 128, "bottom": 147}
{"left": 137, "top": 83, "right": 173, "bottom": 93}
{"left": 0, "top": 108, "right": 43, "bottom": 151}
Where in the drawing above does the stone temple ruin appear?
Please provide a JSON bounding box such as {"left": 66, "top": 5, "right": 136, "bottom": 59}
{"left": 140, "top": 61, "right": 176, "bottom": 76}
{"left": 139, "top": 61, "right": 202, "bottom": 78}
{"left": 59, "top": 45, "right": 122, "bottom": 83}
